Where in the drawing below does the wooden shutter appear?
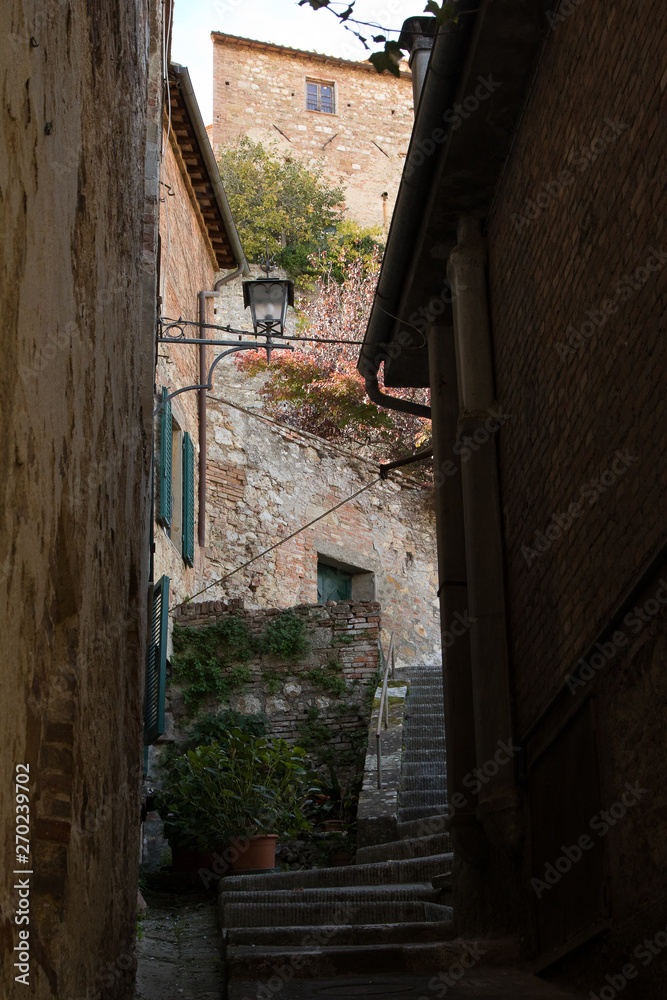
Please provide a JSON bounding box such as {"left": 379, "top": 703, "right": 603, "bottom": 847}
{"left": 158, "top": 387, "right": 172, "bottom": 527}
{"left": 144, "top": 575, "right": 169, "bottom": 744}
{"left": 182, "top": 432, "right": 195, "bottom": 566}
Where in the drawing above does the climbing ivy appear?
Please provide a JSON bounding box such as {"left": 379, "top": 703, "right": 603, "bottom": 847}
{"left": 305, "top": 659, "right": 347, "bottom": 697}
{"left": 263, "top": 610, "right": 310, "bottom": 660}
{"left": 171, "top": 616, "right": 258, "bottom": 713}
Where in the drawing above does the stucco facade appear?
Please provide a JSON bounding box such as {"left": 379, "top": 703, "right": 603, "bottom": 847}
{"left": 210, "top": 33, "right": 414, "bottom": 229}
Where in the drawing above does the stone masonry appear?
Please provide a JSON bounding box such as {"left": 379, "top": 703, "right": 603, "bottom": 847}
{"left": 210, "top": 33, "right": 414, "bottom": 229}
{"left": 168, "top": 600, "right": 381, "bottom": 780}
{"left": 202, "top": 394, "right": 440, "bottom": 666}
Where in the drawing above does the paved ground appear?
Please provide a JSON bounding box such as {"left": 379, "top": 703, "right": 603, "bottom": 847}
{"left": 135, "top": 887, "right": 222, "bottom": 1000}
{"left": 228, "top": 971, "right": 588, "bottom": 999}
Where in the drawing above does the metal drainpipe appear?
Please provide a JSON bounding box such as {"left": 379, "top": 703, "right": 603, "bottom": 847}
{"left": 197, "top": 265, "right": 244, "bottom": 548}
{"left": 446, "top": 216, "right": 521, "bottom": 855}
{"left": 427, "top": 323, "right": 489, "bottom": 867}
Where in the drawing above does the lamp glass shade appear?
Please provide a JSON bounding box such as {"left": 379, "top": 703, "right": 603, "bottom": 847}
{"left": 245, "top": 279, "right": 290, "bottom": 334}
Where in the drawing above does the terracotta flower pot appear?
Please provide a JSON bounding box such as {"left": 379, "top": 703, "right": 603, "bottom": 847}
{"left": 226, "top": 834, "right": 278, "bottom": 871}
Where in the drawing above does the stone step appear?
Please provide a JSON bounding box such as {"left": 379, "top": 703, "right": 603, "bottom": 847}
{"left": 356, "top": 836, "right": 453, "bottom": 863}
{"left": 399, "top": 788, "right": 448, "bottom": 808}
{"left": 403, "top": 749, "right": 447, "bottom": 763}
{"left": 221, "top": 897, "right": 452, "bottom": 927}
{"left": 401, "top": 773, "right": 448, "bottom": 793}
{"left": 402, "top": 761, "right": 448, "bottom": 778}
{"left": 398, "top": 804, "right": 449, "bottom": 823}
{"left": 225, "top": 939, "right": 460, "bottom": 981}
{"left": 397, "top": 813, "right": 449, "bottom": 841}
{"left": 219, "top": 855, "right": 452, "bottom": 892}
{"left": 225, "top": 919, "right": 455, "bottom": 947}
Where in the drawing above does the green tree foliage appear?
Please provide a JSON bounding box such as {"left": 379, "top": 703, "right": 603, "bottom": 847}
{"left": 218, "top": 138, "right": 346, "bottom": 276}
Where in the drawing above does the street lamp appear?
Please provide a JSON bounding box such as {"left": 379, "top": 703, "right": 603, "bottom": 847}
{"left": 242, "top": 257, "right": 294, "bottom": 340}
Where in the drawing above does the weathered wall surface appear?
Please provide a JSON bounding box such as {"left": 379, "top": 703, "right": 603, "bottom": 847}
{"left": 169, "top": 600, "right": 381, "bottom": 781}
{"left": 0, "top": 1, "right": 158, "bottom": 996}
{"left": 488, "top": 3, "right": 666, "bottom": 736}
{"left": 155, "top": 126, "right": 220, "bottom": 608}
{"left": 486, "top": 0, "right": 666, "bottom": 985}
{"left": 201, "top": 395, "right": 440, "bottom": 666}
{"left": 210, "top": 33, "right": 414, "bottom": 229}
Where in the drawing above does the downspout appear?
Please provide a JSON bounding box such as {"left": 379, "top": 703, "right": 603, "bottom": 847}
{"left": 427, "top": 323, "right": 489, "bottom": 867}
{"left": 365, "top": 374, "right": 431, "bottom": 419}
{"left": 447, "top": 216, "right": 521, "bottom": 854}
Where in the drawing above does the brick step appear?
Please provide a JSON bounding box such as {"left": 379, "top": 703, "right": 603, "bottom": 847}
{"left": 398, "top": 804, "right": 448, "bottom": 823}
{"left": 225, "top": 919, "right": 456, "bottom": 947}
{"left": 356, "top": 836, "right": 453, "bottom": 863}
{"left": 219, "top": 854, "right": 452, "bottom": 892}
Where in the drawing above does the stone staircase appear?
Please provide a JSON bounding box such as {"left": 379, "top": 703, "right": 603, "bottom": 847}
{"left": 220, "top": 664, "right": 455, "bottom": 998}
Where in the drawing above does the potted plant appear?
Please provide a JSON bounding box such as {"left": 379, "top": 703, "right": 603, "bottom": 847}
{"left": 156, "top": 732, "right": 314, "bottom": 872}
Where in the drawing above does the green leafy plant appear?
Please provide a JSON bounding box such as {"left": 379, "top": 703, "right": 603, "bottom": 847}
{"left": 297, "top": 706, "right": 336, "bottom": 767}
{"left": 261, "top": 669, "right": 284, "bottom": 695}
{"left": 263, "top": 610, "right": 310, "bottom": 660}
{"left": 218, "top": 138, "right": 345, "bottom": 277}
{"left": 156, "top": 734, "right": 315, "bottom": 850}
{"left": 188, "top": 709, "right": 268, "bottom": 744}
{"left": 305, "top": 659, "right": 347, "bottom": 697}
{"left": 171, "top": 616, "right": 258, "bottom": 713}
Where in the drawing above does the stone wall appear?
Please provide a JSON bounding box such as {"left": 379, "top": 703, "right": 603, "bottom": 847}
{"left": 168, "top": 600, "right": 381, "bottom": 780}
{"left": 201, "top": 394, "right": 440, "bottom": 666}
{"left": 0, "top": 1, "right": 160, "bottom": 996}
{"left": 210, "top": 33, "right": 414, "bottom": 229}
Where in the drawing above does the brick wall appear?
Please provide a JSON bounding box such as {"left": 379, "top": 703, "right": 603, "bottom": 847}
{"left": 203, "top": 395, "right": 440, "bottom": 666}
{"left": 487, "top": 0, "right": 666, "bottom": 735}
{"left": 210, "top": 33, "right": 414, "bottom": 229}
{"left": 155, "top": 124, "right": 221, "bottom": 607}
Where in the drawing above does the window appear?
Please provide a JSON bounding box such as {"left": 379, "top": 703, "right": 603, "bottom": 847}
{"left": 306, "top": 80, "right": 335, "bottom": 115}
{"left": 158, "top": 388, "right": 195, "bottom": 565}
{"left": 318, "top": 562, "right": 352, "bottom": 603}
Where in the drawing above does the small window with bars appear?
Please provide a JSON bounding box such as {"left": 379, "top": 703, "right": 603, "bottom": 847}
{"left": 306, "top": 80, "right": 335, "bottom": 114}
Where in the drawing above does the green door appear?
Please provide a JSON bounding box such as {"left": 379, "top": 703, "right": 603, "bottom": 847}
{"left": 317, "top": 563, "right": 352, "bottom": 603}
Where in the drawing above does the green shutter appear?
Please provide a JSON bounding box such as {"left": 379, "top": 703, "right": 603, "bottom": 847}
{"left": 144, "top": 575, "right": 169, "bottom": 744}
{"left": 158, "top": 387, "right": 172, "bottom": 527}
{"left": 182, "top": 432, "right": 195, "bottom": 566}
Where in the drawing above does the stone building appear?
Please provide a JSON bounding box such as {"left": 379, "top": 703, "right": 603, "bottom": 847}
{"left": 209, "top": 32, "right": 414, "bottom": 229}
{"left": 203, "top": 395, "right": 440, "bottom": 666}
{"left": 360, "top": 4, "right": 667, "bottom": 996}
{"left": 1, "top": 0, "right": 164, "bottom": 996}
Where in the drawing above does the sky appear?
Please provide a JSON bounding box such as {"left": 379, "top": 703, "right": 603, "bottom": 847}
{"left": 171, "top": 0, "right": 413, "bottom": 124}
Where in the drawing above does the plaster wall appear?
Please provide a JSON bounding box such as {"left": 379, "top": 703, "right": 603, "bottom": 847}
{"left": 0, "top": 1, "right": 158, "bottom": 995}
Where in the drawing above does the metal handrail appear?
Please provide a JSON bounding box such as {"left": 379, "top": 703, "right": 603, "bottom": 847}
{"left": 376, "top": 633, "right": 395, "bottom": 789}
